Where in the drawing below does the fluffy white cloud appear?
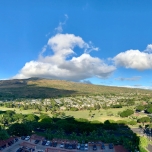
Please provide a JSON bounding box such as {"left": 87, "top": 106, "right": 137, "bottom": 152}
{"left": 113, "top": 47, "right": 152, "bottom": 70}
{"left": 14, "top": 34, "right": 115, "bottom": 81}
{"left": 144, "top": 44, "right": 152, "bottom": 53}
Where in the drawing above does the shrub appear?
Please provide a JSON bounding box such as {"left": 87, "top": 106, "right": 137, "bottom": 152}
{"left": 120, "top": 109, "right": 134, "bottom": 117}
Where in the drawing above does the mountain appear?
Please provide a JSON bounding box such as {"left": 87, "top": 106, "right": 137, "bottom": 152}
{"left": 0, "top": 77, "right": 151, "bottom": 100}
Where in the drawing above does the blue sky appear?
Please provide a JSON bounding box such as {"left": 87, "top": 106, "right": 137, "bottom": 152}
{"left": 0, "top": 0, "right": 152, "bottom": 89}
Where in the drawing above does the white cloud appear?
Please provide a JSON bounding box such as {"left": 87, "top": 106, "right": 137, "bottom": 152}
{"left": 120, "top": 85, "right": 152, "bottom": 90}
{"left": 14, "top": 33, "right": 115, "bottom": 81}
{"left": 81, "top": 80, "right": 92, "bottom": 84}
{"left": 115, "top": 76, "right": 141, "bottom": 81}
{"left": 55, "top": 14, "right": 68, "bottom": 33}
{"left": 144, "top": 44, "right": 152, "bottom": 53}
{"left": 113, "top": 46, "right": 152, "bottom": 70}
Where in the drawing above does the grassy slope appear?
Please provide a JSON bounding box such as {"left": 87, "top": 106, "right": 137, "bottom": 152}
{"left": 0, "top": 78, "right": 151, "bottom": 99}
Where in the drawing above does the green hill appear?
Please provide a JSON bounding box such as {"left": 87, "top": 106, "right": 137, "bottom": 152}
{"left": 0, "top": 77, "right": 151, "bottom": 99}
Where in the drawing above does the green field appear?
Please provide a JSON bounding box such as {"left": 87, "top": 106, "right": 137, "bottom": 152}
{"left": 0, "top": 105, "right": 148, "bottom": 127}
{"left": 0, "top": 107, "right": 128, "bottom": 121}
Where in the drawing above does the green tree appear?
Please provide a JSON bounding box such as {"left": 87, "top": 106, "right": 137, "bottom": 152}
{"left": 147, "top": 107, "right": 152, "bottom": 113}
{"left": 137, "top": 117, "right": 151, "bottom": 125}
{"left": 139, "top": 136, "right": 148, "bottom": 148}
{"left": 13, "top": 113, "right": 24, "bottom": 122}
{"left": 8, "top": 123, "right": 32, "bottom": 136}
{"left": 25, "top": 114, "right": 39, "bottom": 122}
{"left": 120, "top": 109, "right": 134, "bottom": 117}
{"left": 128, "top": 120, "right": 137, "bottom": 126}
{"left": 0, "top": 129, "right": 9, "bottom": 140}
{"left": 136, "top": 105, "right": 145, "bottom": 112}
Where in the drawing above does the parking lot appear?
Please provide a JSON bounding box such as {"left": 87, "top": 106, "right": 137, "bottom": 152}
{"left": 1, "top": 137, "right": 116, "bottom": 152}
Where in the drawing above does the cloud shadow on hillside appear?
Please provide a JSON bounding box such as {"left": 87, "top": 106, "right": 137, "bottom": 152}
{"left": 0, "top": 85, "right": 78, "bottom": 100}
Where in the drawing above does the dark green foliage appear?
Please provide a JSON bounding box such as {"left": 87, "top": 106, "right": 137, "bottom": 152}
{"left": 147, "top": 107, "right": 152, "bottom": 113}
{"left": 0, "top": 129, "right": 9, "bottom": 140}
{"left": 128, "top": 120, "right": 137, "bottom": 126}
{"left": 111, "top": 105, "right": 122, "bottom": 108}
{"left": 25, "top": 114, "right": 39, "bottom": 122}
{"left": 8, "top": 123, "right": 32, "bottom": 136}
{"left": 136, "top": 105, "right": 145, "bottom": 112}
{"left": 137, "top": 117, "right": 151, "bottom": 124}
{"left": 119, "top": 109, "right": 134, "bottom": 117}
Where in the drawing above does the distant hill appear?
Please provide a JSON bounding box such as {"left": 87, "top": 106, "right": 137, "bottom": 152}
{"left": 0, "top": 77, "right": 151, "bottom": 100}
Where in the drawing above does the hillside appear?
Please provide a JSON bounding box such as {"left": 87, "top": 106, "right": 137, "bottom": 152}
{"left": 0, "top": 77, "right": 151, "bottom": 99}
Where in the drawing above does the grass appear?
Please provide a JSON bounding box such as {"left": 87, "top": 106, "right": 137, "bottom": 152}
{"left": 0, "top": 106, "right": 149, "bottom": 125}
{"left": 64, "top": 108, "right": 131, "bottom": 122}
{"left": 0, "top": 107, "right": 128, "bottom": 122}
{"left": 0, "top": 107, "right": 35, "bottom": 115}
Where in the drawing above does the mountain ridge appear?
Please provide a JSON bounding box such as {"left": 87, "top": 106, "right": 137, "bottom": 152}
{"left": 0, "top": 77, "right": 151, "bottom": 99}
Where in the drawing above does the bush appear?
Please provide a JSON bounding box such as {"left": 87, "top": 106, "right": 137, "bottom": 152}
{"left": 112, "top": 105, "right": 122, "bottom": 108}
{"left": 120, "top": 109, "right": 134, "bottom": 117}
{"left": 137, "top": 117, "right": 151, "bottom": 124}
{"left": 128, "top": 120, "right": 137, "bottom": 126}
{"left": 139, "top": 146, "right": 148, "bottom": 152}
{"left": 138, "top": 136, "right": 148, "bottom": 152}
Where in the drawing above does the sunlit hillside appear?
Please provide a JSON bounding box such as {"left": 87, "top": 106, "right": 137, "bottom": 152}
{"left": 0, "top": 77, "right": 151, "bottom": 99}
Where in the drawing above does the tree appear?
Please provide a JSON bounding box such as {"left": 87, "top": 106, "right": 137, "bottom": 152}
{"left": 0, "top": 114, "right": 14, "bottom": 126}
{"left": 39, "top": 114, "right": 50, "bottom": 120}
{"left": 13, "top": 113, "right": 24, "bottom": 122}
{"left": 25, "top": 114, "right": 39, "bottom": 122}
{"left": 147, "top": 107, "right": 152, "bottom": 113}
{"left": 129, "top": 120, "right": 137, "bottom": 126}
{"left": 39, "top": 117, "right": 53, "bottom": 129}
{"left": 120, "top": 109, "right": 134, "bottom": 117}
{"left": 0, "top": 129, "right": 9, "bottom": 140}
{"left": 6, "top": 110, "right": 15, "bottom": 116}
{"left": 136, "top": 105, "right": 145, "bottom": 112}
{"left": 137, "top": 117, "right": 151, "bottom": 126}
{"left": 139, "top": 136, "right": 148, "bottom": 149}
{"left": 8, "top": 123, "right": 32, "bottom": 136}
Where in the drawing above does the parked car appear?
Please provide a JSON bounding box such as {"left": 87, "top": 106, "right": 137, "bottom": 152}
{"left": 68, "top": 144, "right": 73, "bottom": 149}
{"left": 42, "top": 140, "right": 47, "bottom": 145}
{"left": 109, "top": 143, "right": 114, "bottom": 149}
{"left": 29, "top": 148, "right": 35, "bottom": 151}
{"left": 77, "top": 143, "right": 80, "bottom": 149}
{"left": 93, "top": 145, "right": 97, "bottom": 151}
{"left": 52, "top": 142, "right": 57, "bottom": 147}
{"left": 45, "top": 141, "right": 51, "bottom": 146}
{"left": 60, "top": 143, "right": 64, "bottom": 148}
{"left": 101, "top": 143, "right": 105, "bottom": 149}
{"left": 15, "top": 138, "right": 19, "bottom": 142}
{"left": 49, "top": 142, "right": 53, "bottom": 146}
{"left": 25, "top": 136, "right": 30, "bottom": 141}
{"left": 72, "top": 144, "right": 77, "bottom": 149}
{"left": 16, "top": 148, "right": 23, "bottom": 152}
{"left": 65, "top": 143, "right": 69, "bottom": 149}
{"left": 34, "top": 140, "right": 40, "bottom": 144}
{"left": 37, "top": 150, "right": 44, "bottom": 152}
{"left": 80, "top": 144, "right": 85, "bottom": 150}
{"left": 21, "top": 136, "right": 25, "bottom": 140}
{"left": 8, "top": 142, "right": 12, "bottom": 146}
{"left": 84, "top": 144, "right": 88, "bottom": 150}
